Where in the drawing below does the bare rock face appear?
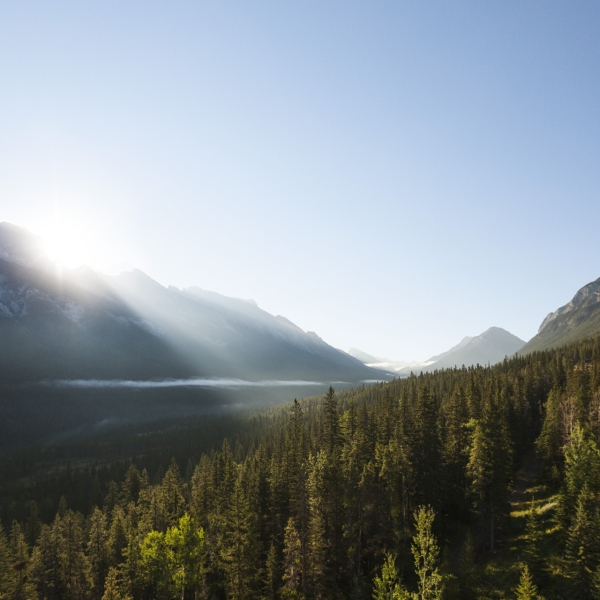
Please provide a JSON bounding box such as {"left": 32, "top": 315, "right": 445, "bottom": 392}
{"left": 520, "top": 276, "right": 600, "bottom": 354}
{"left": 538, "top": 278, "right": 600, "bottom": 333}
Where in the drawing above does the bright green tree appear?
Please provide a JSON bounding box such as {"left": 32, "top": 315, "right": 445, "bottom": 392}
{"left": 515, "top": 565, "right": 539, "bottom": 600}
{"left": 372, "top": 553, "right": 410, "bottom": 600}
{"left": 165, "top": 513, "right": 205, "bottom": 598}
{"left": 412, "top": 506, "right": 443, "bottom": 600}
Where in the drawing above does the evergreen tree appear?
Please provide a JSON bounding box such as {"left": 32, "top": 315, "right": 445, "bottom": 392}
{"left": 441, "top": 387, "right": 469, "bottom": 518}
{"left": 565, "top": 485, "right": 600, "bottom": 590}
{"left": 515, "top": 565, "right": 539, "bottom": 600}
{"left": 102, "top": 567, "right": 122, "bottom": 600}
{"left": 88, "top": 507, "right": 109, "bottom": 598}
{"left": 282, "top": 518, "right": 302, "bottom": 595}
{"left": 524, "top": 501, "right": 544, "bottom": 580}
{"left": 410, "top": 387, "right": 442, "bottom": 509}
{"left": 0, "top": 523, "right": 13, "bottom": 599}
{"left": 457, "top": 530, "right": 476, "bottom": 600}
{"left": 322, "top": 386, "right": 340, "bottom": 454}
{"left": 108, "top": 506, "right": 128, "bottom": 568}
{"left": 467, "top": 390, "right": 512, "bottom": 553}
{"left": 222, "top": 474, "right": 256, "bottom": 599}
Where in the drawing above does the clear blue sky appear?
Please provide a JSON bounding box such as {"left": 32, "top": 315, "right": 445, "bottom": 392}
{"left": 1, "top": 1, "right": 600, "bottom": 360}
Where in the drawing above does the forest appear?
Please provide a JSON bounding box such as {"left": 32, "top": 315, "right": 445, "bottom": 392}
{"left": 2, "top": 336, "right": 600, "bottom": 599}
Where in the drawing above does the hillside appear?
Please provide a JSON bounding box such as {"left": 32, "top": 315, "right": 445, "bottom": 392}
{"left": 520, "top": 276, "right": 600, "bottom": 353}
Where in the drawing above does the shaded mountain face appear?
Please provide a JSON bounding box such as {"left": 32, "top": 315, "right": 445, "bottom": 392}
{"left": 0, "top": 222, "right": 383, "bottom": 385}
{"left": 394, "top": 327, "right": 525, "bottom": 375}
{"left": 520, "top": 277, "right": 600, "bottom": 354}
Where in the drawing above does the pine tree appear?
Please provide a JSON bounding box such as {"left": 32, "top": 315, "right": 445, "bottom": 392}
{"left": 159, "top": 459, "right": 186, "bottom": 529}
{"left": 29, "top": 524, "right": 57, "bottom": 600}
{"left": 467, "top": 390, "right": 512, "bottom": 553}
{"left": 282, "top": 518, "right": 302, "bottom": 594}
{"left": 122, "top": 464, "right": 142, "bottom": 505}
{"left": 102, "top": 567, "right": 122, "bottom": 600}
{"left": 565, "top": 485, "right": 600, "bottom": 589}
{"left": 515, "top": 565, "right": 539, "bottom": 600}
{"left": 108, "top": 506, "right": 128, "bottom": 568}
{"left": 222, "top": 474, "right": 256, "bottom": 600}
{"left": 523, "top": 501, "right": 544, "bottom": 580}
{"left": 322, "top": 386, "right": 340, "bottom": 454}
{"left": 457, "top": 530, "right": 476, "bottom": 599}
{"left": 264, "top": 544, "right": 279, "bottom": 600}
{"left": 0, "top": 522, "right": 16, "bottom": 600}
{"left": 441, "top": 387, "right": 469, "bottom": 518}
{"left": 88, "top": 507, "right": 109, "bottom": 598}
{"left": 536, "top": 388, "right": 563, "bottom": 468}
{"left": 25, "top": 501, "right": 41, "bottom": 549}
{"left": 410, "top": 387, "right": 442, "bottom": 509}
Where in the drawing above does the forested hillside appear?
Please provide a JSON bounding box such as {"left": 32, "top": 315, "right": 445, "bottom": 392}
{"left": 3, "top": 336, "right": 600, "bottom": 598}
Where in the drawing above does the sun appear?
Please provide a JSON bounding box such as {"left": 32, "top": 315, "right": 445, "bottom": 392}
{"left": 40, "top": 217, "right": 100, "bottom": 270}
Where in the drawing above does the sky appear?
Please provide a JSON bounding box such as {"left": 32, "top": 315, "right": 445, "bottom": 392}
{"left": 1, "top": 1, "right": 600, "bottom": 360}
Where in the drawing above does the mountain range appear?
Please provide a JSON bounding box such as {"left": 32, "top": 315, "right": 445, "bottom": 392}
{"left": 350, "top": 327, "right": 526, "bottom": 375}
{"left": 0, "top": 222, "right": 383, "bottom": 385}
{"left": 4, "top": 220, "right": 600, "bottom": 453}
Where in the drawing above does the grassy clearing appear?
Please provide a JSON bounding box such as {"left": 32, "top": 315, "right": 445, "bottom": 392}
{"left": 472, "top": 460, "right": 574, "bottom": 599}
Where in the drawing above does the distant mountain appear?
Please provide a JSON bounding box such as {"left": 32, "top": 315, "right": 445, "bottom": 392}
{"left": 0, "top": 222, "right": 385, "bottom": 385}
{"left": 347, "top": 348, "right": 428, "bottom": 373}
{"left": 520, "top": 277, "right": 600, "bottom": 354}
{"left": 394, "top": 327, "right": 525, "bottom": 375}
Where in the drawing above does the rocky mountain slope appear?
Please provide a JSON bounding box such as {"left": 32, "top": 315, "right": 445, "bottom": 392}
{"left": 520, "top": 277, "right": 600, "bottom": 353}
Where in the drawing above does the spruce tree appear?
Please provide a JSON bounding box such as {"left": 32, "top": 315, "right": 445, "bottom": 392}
{"left": 322, "top": 386, "right": 340, "bottom": 454}
{"left": 88, "top": 507, "right": 109, "bottom": 598}
{"left": 282, "top": 518, "right": 302, "bottom": 595}
{"left": 523, "top": 501, "right": 544, "bottom": 580}
{"left": 514, "top": 565, "right": 539, "bottom": 600}
{"left": 457, "top": 530, "right": 476, "bottom": 599}
{"left": 102, "top": 567, "right": 122, "bottom": 600}
{"left": 410, "top": 387, "right": 442, "bottom": 509}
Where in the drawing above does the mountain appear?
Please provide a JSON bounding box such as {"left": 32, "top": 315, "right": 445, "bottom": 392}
{"left": 347, "top": 348, "right": 429, "bottom": 373}
{"left": 520, "top": 277, "right": 600, "bottom": 354}
{"left": 0, "top": 222, "right": 384, "bottom": 385}
{"left": 394, "top": 327, "right": 526, "bottom": 375}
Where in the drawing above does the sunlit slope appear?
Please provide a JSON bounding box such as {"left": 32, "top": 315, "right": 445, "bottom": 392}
{"left": 0, "top": 222, "right": 384, "bottom": 384}
{"left": 520, "top": 277, "right": 600, "bottom": 354}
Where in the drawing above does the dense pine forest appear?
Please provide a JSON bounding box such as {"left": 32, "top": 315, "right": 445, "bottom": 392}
{"left": 3, "top": 336, "right": 600, "bottom": 599}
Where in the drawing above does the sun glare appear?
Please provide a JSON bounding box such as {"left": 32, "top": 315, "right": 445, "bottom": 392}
{"left": 40, "top": 218, "right": 100, "bottom": 270}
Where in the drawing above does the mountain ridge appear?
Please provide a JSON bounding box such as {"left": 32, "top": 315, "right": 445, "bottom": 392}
{"left": 0, "top": 222, "right": 385, "bottom": 385}
{"left": 520, "top": 277, "right": 600, "bottom": 354}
